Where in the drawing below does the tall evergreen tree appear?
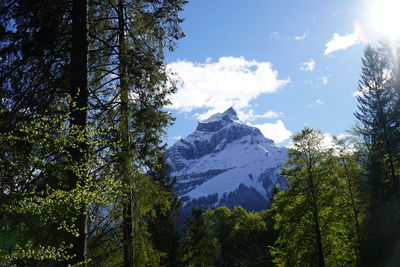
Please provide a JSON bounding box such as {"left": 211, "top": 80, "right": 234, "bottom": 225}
{"left": 355, "top": 45, "right": 398, "bottom": 200}
{"left": 148, "top": 157, "right": 182, "bottom": 267}
{"left": 115, "top": 0, "right": 134, "bottom": 265}
{"left": 0, "top": 0, "right": 70, "bottom": 117}
{"left": 0, "top": 1, "right": 91, "bottom": 264}
{"left": 354, "top": 44, "right": 400, "bottom": 265}
{"left": 0, "top": 0, "right": 187, "bottom": 265}
{"left": 106, "top": 0, "right": 186, "bottom": 265}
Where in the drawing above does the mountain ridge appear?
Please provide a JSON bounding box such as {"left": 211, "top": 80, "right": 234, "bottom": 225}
{"left": 166, "top": 108, "right": 287, "bottom": 214}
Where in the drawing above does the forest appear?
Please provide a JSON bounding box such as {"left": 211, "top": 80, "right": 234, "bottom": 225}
{"left": 1, "top": 0, "right": 400, "bottom": 266}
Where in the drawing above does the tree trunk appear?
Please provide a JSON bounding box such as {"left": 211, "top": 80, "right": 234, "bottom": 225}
{"left": 341, "top": 157, "right": 362, "bottom": 259}
{"left": 118, "top": 0, "right": 134, "bottom": 266}
{"left": 312, "top": 207, "right": 325, "bottom": 267}
{"left": 68, "top": 0, "right": 88, "bottom": 264}
{"left": 307, "top": 161, "right": 325, "bottom": 267}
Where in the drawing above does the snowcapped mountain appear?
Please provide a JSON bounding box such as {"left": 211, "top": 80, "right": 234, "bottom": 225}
{"left": 166, "top": 107, "right": 287, "bottom": 214}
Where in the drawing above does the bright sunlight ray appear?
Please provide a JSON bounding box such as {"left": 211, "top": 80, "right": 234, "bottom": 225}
{"left": 370, "top": 0, "right": 400, "bottom": 39}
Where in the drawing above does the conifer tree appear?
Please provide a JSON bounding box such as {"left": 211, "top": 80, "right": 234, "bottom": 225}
{"left": 355, "top": 45, "right": 398, "bottom": 199}
{"left": 101, "top": 0, "right": 186, "bottom": 265}
{"left": 0, "top": 0, "right": 187, "bottom": 265}
{"left": 148, "top": 157, "right": 182, "bottom": 267}
{"left": 0, "top": 0, "right": 70, "bottom": 116}
{"left": 0, "top": 1, "right": 91, "bottom": 264}
{"left": 354, "top": 44, "right": 400, "bottom": 265}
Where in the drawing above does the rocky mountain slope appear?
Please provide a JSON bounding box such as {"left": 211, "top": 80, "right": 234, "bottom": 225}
{"left": 166, "top": 108, "right": 287, "bottom": 215}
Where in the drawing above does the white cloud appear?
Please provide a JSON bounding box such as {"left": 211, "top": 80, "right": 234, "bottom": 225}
{"left": 270, "top": 32, "right": 307, "bottom": 41}
{"left": 322, "top": 133, "right": 336, "bottom": 148}
{"left": 324, "top": 22, "right": 367, "bottom": 55}
{"left": 352, "top": 90, "right": 363, "bottom": 97}
{"left": 250, "top": 120, "right": 292, "bottom": 144}
{"left": 315, "top": 133, "right": 340, "bottom": 150}
{"left": 294, "top": 33, "right": 307, "bottom": 40}
{"left": 167, "top": 57, "right": 290, "bottom": 114}
{"left": 324, "top": 32, "right": 359, "bottom": 55}
{"left": 194, "top": 109, "right": 222, "bottom": 121}
{"left": 321, "top": 76, "right": 329, "bottom": 85}
{"left": 237, "top": 109, "right": 283, "bottom": 121}
{"left": 269, "top": 31, "right": 285, "bottom": 40}
{"left": 172, "top": 135, "right": 182, "bottom": 140}
{"left": 322, "top": 133, "right": 356, "bottom": 154}
{"left": 287, "top": 132, "right": 351, "bottom": 150}
{"left": 308, "top": 99, "right": 324, "bottom": 108}
{"left": 168, "top": 57, "right": 292, "bottom": 144}
{"left": 259, "top": 110, "right": 282, "bottom": 119}
{"left": 337, "top": 133, "right": 350, "bottom": 140}
{"left": 299, "top": 58, "right": 316, "bottom": 72}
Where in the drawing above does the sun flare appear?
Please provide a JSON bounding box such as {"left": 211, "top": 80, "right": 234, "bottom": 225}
{"left": 370, "top": 0, "right": 400, "bottom": 39}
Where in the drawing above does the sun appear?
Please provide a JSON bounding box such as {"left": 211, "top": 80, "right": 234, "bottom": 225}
{"left": 370, "top": 0, "right": 400, "bottom": 39}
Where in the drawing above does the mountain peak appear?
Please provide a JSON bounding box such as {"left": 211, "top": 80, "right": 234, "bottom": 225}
{"left": 222, "top": 107, "right": 239, "bottom": 120}
{"left": 197, "top": 107, "right": 239, "bottom": 132}
{"left": 166, "top": 106, "right": 287, "bottom": 218}
{"left": 201, "top": 107, "right": 239, "bottom": 123}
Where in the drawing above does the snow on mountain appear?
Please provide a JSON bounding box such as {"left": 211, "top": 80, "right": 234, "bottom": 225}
{"left": 166, "top": 107, "right": 287, "bottom": 214}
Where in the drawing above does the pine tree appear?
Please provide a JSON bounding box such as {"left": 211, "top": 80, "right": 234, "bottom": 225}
{"left": 103, "top": 0, "right": 186, "bottom": 265}
{"left": 83, "top": 0, "right": 186, "bottom": 265}
{"left": 1, "top": 0, "right": 187, "bottom": 264}
{"left": 355, "top": 45, "right": 398, "bottom": 200}
{"left": 0, "top": 1, "right": 91, "bottom": 264}
{"left": 0, "top": 0, "right": 71, "bottom": 116}
{"left": 148, "top": 157, "right": 182, "bottom": 267}
{"left": 354, "top": 44, "right": 400, "bottom": 265}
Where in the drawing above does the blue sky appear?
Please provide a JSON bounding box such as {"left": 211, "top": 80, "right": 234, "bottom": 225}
{"left": 164, "top": 0, "right": 390, "bottom": 146}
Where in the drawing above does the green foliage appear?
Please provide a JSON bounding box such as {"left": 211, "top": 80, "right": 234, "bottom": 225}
{"left": 354, "top": 43, "right": 400, "bottom": 265}
{"left": 0, "top": 0, "right": 71, "bottom": 116}
{"left": 355, "top": 45, "right": 399, "bottom": 200}
{"left": 270, "top": 128, "right": 362, "bottom": 266}
{"left": 332, "top": 137, "right": 366, "bottom": 261}
{"left": 8, "top": 2, "right": 400, "bottom": 266}
{"left": 1, "top": 0, "right": 186, "bottom": 263}
{"left": 147, "top": 158, "right": 183, "bottom": 267}
{"left": 86, "top": 0, "right": 187, "bottom": 265}
{"left": 178, "top": 206, "right": 276, "bottom": 267}
{"left": 207, "top": 206, "right": 274, "bottom": 267}
{"left": 182, "top": 208, "right": 218, "bottom": 267}
{"left": 0, "top": 110, "right": 119, "bottom": 265}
